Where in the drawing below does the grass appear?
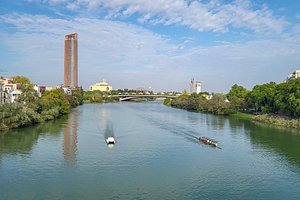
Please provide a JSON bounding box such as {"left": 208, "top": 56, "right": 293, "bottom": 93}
{"left": 230, "top": 112, "right": 253, "bottom": 120}
{"left": 231, "top": 112, "right": 300, "bottom": 130}
{"left": 252, "top": 114, "right": 300, "bottom": 130}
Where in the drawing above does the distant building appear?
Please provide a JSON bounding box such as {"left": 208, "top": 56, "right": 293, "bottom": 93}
{"left": 0, "top": 77, "right": 20, "bottom": 104}
{"left": 0, "top": 82, "right": 10, "bottom": 104}
{"left": 286, "top": 70, "right": 300, "bottom": 81}
{"left": 34, "top": 85, "right": 46, "bottom": 97}
{"left": 46, "top": 86, "right": 55, "bottom": 91}
{"left": 2, "top": 84, "right": 14, "bottom": 93}
{"left": 89, "top": 79, "right": 112, "bottom": 92}
{"left": 57, "top": 84, "right": 73, "bottom": 95}
{"left": 190, "top": 78, "right": 202, "bottom": 94}
{"left": 64, "top": 33, "right": 78, "bottom": 88}
{"left": 10, "top": 90, "right": 22, "bottom": 103}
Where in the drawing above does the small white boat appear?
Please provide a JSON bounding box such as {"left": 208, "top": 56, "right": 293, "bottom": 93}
{"left": 106, "top": 137, "right": 116, "bottom": 144}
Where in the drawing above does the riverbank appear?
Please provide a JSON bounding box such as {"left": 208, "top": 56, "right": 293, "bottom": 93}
{"left": 165, "top": 97, "right": 300, "bottom": 130}
{"left": 228, "top": 112, "right": 300, "bottom": 129}
{"left": 251, "top": 114, "right": 300, "bottom": 129}
{"left": 204, "top": 110, "right": 300, "bottom": 130}
{"left": 166, "top": 77, "right": 300, "bottom": 129}
{"left": 230, "top": 112, "right": 253, "bottom": 120}
{"left": 0, "top": 88, "right": 83, "bottom": 131}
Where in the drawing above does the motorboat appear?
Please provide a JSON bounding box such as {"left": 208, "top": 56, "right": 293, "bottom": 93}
{"left": 106, "top": 136, "right": 116, "bottom": 144}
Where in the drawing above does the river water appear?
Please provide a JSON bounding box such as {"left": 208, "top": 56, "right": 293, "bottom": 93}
{"left": 1, "top": 102, "right": 300, "bottom": 199}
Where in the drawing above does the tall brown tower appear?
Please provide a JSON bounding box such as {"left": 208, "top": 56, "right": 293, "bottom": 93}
{"left": 64, "top": 33, "right": 78, "bottom": 88}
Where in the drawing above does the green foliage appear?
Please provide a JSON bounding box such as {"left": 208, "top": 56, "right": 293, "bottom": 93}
{"left": 273, "top": 79, "right": 300, "bottom": 117}
{"left": 170, "top": 93, "right": 232, "bottom": 115}
{"left": 227, "top": 84, "right": 249, "bottom": 110}
{"left": 103, "top": 95, "right": 120, "bottom": 103}
{"left": 168, "top": 78, "right": 295, "bottom": 118}
{"left": 17, "top": 90, "right": 40, "bottom": 111}
{"left": 12, "top": 76, "right": 31, "bottom": 85}
{"left": 170, "top": 94, "right": 190, "bottom": 110}
{"left": 204, "top": 93, "right": 233, "bottom": 115}
{"left": 0, "top": 103, "right": 42, "bottom": 130}
{"left": 41, "top": 89, "right": 70, "bottom": 115}
{"left": 12, "top": 76, "right": 34, "bottom": 91}
{"left": 244, "top": 79, "right": 300, "bottom": 118}
{"left": 84, "top": 90, "right": 103, "bottom": 103}
{"left": 163, "top": 98, "right": 172, "bottom": 106}
{"left": 247, "top": 82, "right": 277, "bottom": 113}
{"left": 0, "top": 76, "right": 83, "bottom": 131}
{"left": 230, "top": 112, "right": 253, "bottom": 120}
{"left": 252, "top": 114, "right": 300, "bottom": 129}
{"left": 40, "top": 108, "right": 60, "bottom": 121}
{"left": 65, "top": 87, "right": 84, "bottom": 107}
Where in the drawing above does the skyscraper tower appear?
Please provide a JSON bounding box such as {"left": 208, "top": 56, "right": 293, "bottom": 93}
{"left": 64, "top": 33, "right": 78, "bottom": 88}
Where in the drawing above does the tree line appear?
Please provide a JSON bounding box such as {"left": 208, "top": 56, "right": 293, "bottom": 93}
{"left": 165, "top": 78, "right": 300, "bottom": 118}
{"left": 0, "top": 76, "right": 84, "bottom": 130}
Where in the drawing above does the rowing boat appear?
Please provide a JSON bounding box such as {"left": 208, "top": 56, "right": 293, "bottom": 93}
{"left": 200, "top": 136, "right": 218, "bottom": 147}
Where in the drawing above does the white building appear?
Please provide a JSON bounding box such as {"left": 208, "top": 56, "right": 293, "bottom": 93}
{"left": 0, "top": 83, "right": 11, "bottom": 104}
{"left": 0, "top": 77, "right": 23, "bottom": 104}
{"left": 10, "top": 90, "right": 22, "bottom": 103}
{"left": 56, "top": 85, "right": 73, "bottom": 95}
{"left": 190, "top": 78, "right": 202, "bottom": 94}
{"left": 286, "top": 70, "right": 300, "bottom": 81}
{"left": 34, "top": 85, "right": 41, "bottom": 97}
{"left": 46, "top": 86, "right": 55, "bottom": 91}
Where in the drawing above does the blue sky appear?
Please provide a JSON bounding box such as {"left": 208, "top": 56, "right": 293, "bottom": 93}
{"left": 0, "top": 0, "right": 300, "bottom": 92}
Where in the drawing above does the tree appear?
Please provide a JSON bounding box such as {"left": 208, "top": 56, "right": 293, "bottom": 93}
{"left": 274, "top": 79, "right": 300, "bottom": 117}
{"left": 12, "top": 76, "right": 34, "bottom": 91}
{"left": 41, "top": 89, "right": 70, "bottom": 115}
{"left": 163, "top": 98, "right": 172, "bottom": 106}
{"left": 204, "top": 93, "right": 233, "bottom": 115}
{"left": 84, "top": 91, "right": 103, "bottom": 103}
{"left": 247, "top": 82, "right": 277, "bottom": 113}
{"left": 170, "top": 93, "right": 189, "bottom": 109}
{"left": 66, "top": 87, "right": 84, "bottom": 107}
{"left": 12, "top": 76, "right": 40, "bottom": 111}
{"left": 227, "top": 84, "right": 249, "bottom": 111}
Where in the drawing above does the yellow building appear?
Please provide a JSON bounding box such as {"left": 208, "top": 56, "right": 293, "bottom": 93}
{"left": 89, "top": 79, "right": 112, "bottom": 92}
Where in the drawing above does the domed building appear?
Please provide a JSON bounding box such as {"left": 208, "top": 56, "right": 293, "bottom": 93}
{"left": 89, "top": 79, "right": 112, "bottom": 92}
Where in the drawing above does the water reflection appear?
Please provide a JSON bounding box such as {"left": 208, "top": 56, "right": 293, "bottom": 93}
{"left": 205, "top": 114, "right": 226, "bottom": 130}
{"left": 0, "top": 116, "right": 67, "bottom": 162}
{"left": 0, "top": 129, "right": 39, "bottom": 159}
{"left": 228, "top": 117, "right": 300, "bottom": 168}
{"left": 63, "top": 109, "right": 78, "bottom": 165}
{"left": 247, "top": 122, "right": 300, "bottom": 167}
{"left": 227, "top": 117, "right": 245, "bottom": 133}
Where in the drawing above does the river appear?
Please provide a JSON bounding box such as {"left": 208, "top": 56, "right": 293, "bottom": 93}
{"left": 1, "top": 102, "right": 300, "bottom": 199}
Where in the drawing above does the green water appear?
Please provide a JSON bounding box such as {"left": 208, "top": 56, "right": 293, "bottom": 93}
{"left": 1, "top": 103, "right": 300, "bottom": 199}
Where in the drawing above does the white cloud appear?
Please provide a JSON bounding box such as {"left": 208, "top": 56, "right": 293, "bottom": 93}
{"left": 0, "top": 13, "right": 299, "bottom": 92}
{"left": 30, "top": 0, "right": 288, "bottom": 34}
{"left": 0, "top": 13, "right": 187, "bottom": 90}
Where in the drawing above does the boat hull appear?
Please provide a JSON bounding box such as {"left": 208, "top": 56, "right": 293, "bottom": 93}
{"left": 200, "top": 137, "right": 218, "bottom": 147}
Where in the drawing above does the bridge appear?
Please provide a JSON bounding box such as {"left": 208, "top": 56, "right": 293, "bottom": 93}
{"left": 112, "top": 94, "right": 178, "bottom": 101}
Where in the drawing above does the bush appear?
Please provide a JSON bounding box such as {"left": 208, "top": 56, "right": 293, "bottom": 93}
{"left": 169, "top": 93, "right": 233, "bottom": 115}
{"left": 163, "top": 98, "right": 172, "bottom": 106}
{"left": 252, "top": 114, "right": 300, "bottom": 129}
